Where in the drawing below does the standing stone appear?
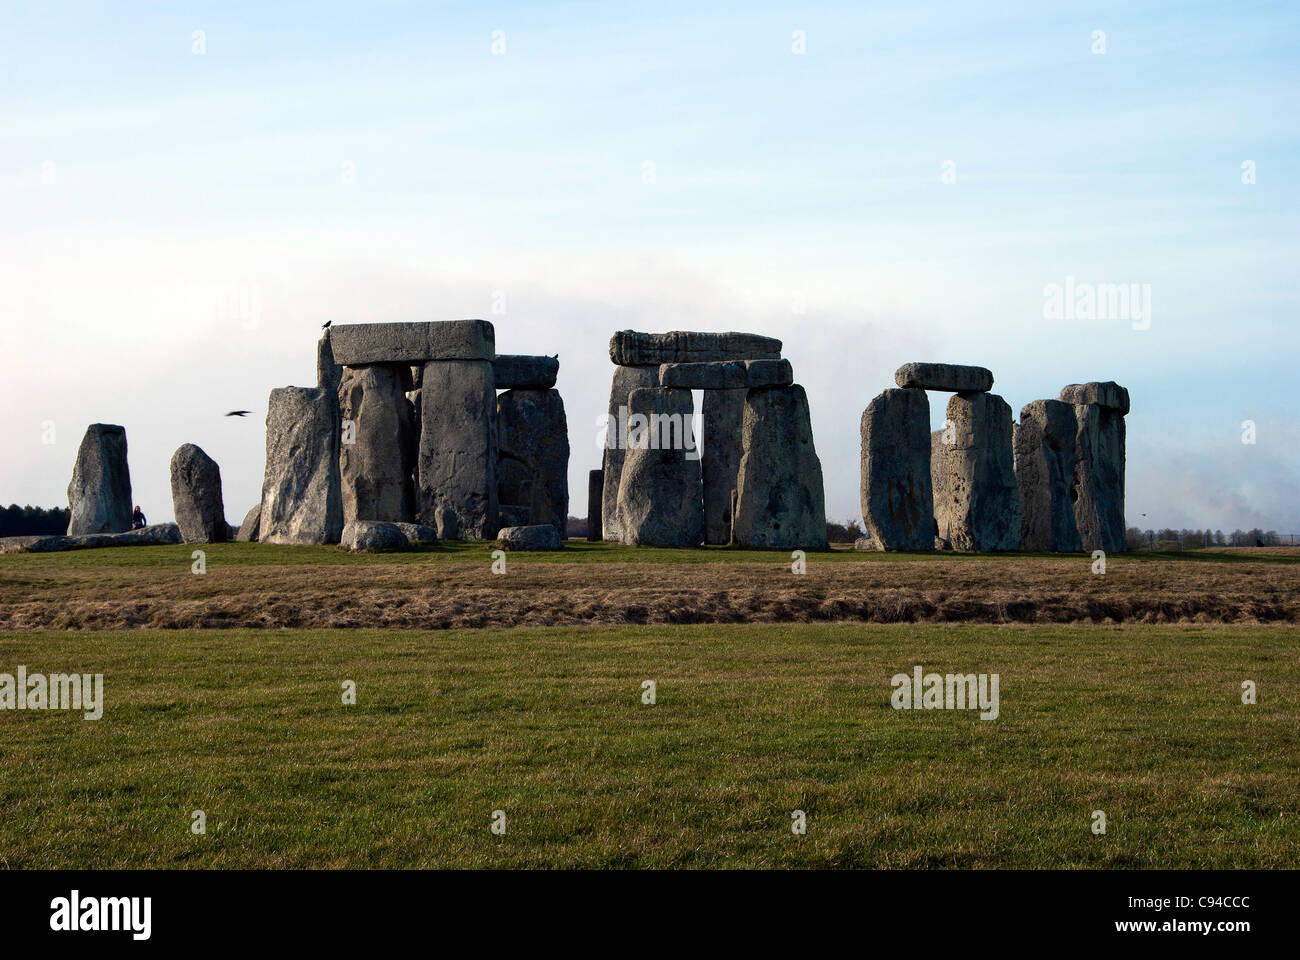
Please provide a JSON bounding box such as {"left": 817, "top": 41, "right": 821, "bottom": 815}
{"left": 732, "top": 385, "right": 828, "bottom": 550}
{"left": 702, "top": 388, "right": 746, "bottom": 545}
{"left": 497, "top": 388, "right": 569, "bottom": 538}
{"left": 600, "top": 365, "right": 661, "bottom": 541}
{"left": 1072, "top": 403, "right": 1126, "bottom": 553}
{"left": 1060, "top": 381, "right": 1130, "bottom": 414}
{"left": 169, "top": 443, "right": 229, "bottom": 544}
{"left": 931, "top": 429, "right": 951, "bottom": 546}
{"left": 318, "top": 332, "right": 342, "bottom": 396}
{"left": 587, "top": 469, "right": 603, "bottom": 541}
{"left": 859, "top": 388, "right": 933, "bottom": 551}
{"left": 615, "top": 387, "right": 703, "bottom": 547}
{"left": 942, "top": 393, "right": 1021, "bottom": 552}
{"left": 259, "top": 387, "right": 344, "bottom": 545}
{"left": 417, "top": 359, "right": 498, "bottom": 539}
{"left": 236, "top": 504, "right": 261, "bottom": 542}
{"left": 66, "top": 424, "right": 133, "bottom": 536}
{"left": 338, "top": 365, "right": 416, "bottom": 524}
{"left": 1016, "top": 400, "right": 1082, "bottom": 552}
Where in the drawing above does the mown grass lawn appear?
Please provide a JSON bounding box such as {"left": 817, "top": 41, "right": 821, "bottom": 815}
{"left": 0, "top": 623, "right": 1295, "bottom": 868}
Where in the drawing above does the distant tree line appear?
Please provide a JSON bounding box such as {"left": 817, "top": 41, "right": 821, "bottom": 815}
{"left": 0, "top": 504, "right": 70, "bottom": 536}
{"left": 1125, "top": 527, "right": 1289, "bottom": 550}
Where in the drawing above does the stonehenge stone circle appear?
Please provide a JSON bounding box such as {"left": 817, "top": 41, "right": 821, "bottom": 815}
{"left": 1015, "top": 400, "right": 1082, "bottom": 552}
{"left": 600, "top": 364, "right": 661, "bottom": 542}
{"left": 259, "top": 386, "right": 344, "bottom": 545}
{"left": 860, "top": 388, "right": 934, "bottom": 551}
{"left": 236, "top": 504, "right": 261, "bottom": 542}
{"left": 329, "top": 319, "right": 495, "bottom": 365}
{"left": 732, "top": 385, "right": 828, "bottom": 550}
{"left": 67, "top": 424, "right": 133, "bottom": 536}
{"left": 614, "top": 387, "right": 704, "bottom": 548}
{"left": 497, "top": 387, "right": 569, "bottom": 537}
{"left": 894, "top": 362, "right": 994, "bottom": 394}
{"left": 941, "top": 392, "right": 1022, "bottom": 552}
{"left": 337, "top": 364, "right": 417, "bottom": 524}
{"left": 587, "top": 469, "right": 603, "bottom": 541}
{"left": 609, "top": 330, "right": 782, "bottom": 366}
{"left": 417, "top": 359, "right": 498, "bottom": 540}
{"left": 1072, "top": 402, "right": 1126, "bottom": 552}
{"left": 702, "top": 387, "right": 746, "bottom": 545}
{"left": 496, "top": 524, "right": 564, "bottom": 551}
{"left": 1060, "top": 381, "right": 1130, "bottom": 415}
{"left": 492, "top": 355, "right": 559, "bottom": 389}
{"left": 169, "top": 443, "right": 229, "bottom": 544}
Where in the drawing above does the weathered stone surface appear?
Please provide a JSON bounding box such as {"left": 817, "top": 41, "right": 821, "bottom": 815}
{"left": 942, "top": 393, "right": 1022, "bottom": 551}
{"left": 859, "top": 388, "right": 934, "bottom": 551}
{"left": 498, "top": 504, "right": 530, "bottom": 529}
{"left": 1071, "top": 403, "right": 1127, "bottom": 552}
{"left": 931, "top": 429, "right": 951, "bottom": 544}
{"left": 329, "top": 320, "right": 496, "bottom": 365}
{"left": 587, "top": 469, "right": 603, "bottom": 541}
{"left": 615, "top": 387, "right": 703, "bottom": 547}
{"left": 236, "top": 504, "right": 261, "bottom": 542}
{"left": 340, "top": 519, "right": 409, "bottom": 553}
{"left": 496, "top": 524, "right": 563, "bottom": 551}
{"left": 318, "top": 332, "right": 342, "bottom": 396}
{"left": 410, "top": 365, "right": 422, "bottom": 389}
{"left": 259, "top": 386, "right": 344, "bottom": 545}
{"left": 658, "top": 358, "right": 793, "bottom": 390}
{"left": 66, "top": 424, "right": 133, "bottom": 535}
{"left": 2, "top": 523, "right": 182, "bottom": 554}
{"left": 732, "top": 385, "right": 828, "bottom": 550}
{"left": 895, "top": 362, "right": 994, "bottom": 394}
{"left": 417, "top": 359, "right": 498, "bottom": 539}
{"left": 1016, "top": 400, "right": 1082, "bottom": 552}
{"left": 1060, "top": 381, "right": 1130, "bottom": 415}
{"left": 169, "top": 443, "right": 228, "bottom": 544}
{"left": 609, "top": 330, "right": 782, "bottom": 366}
{"left": 497, "top": 388, "right": 569, "bottom": 537}
{"left": 702, "top": 388, "right": 745, "bottom": 544}
{"left": 392, "top": 522, "right": 438, "bottom": 545}
{"left": 659, "top": 361, "right": 746, "bottom": 389}
{"left": 492, "top": 355, "right": 559, "bottom": 389}
{"left": 338, "top": 365, "right": 416, "bottom": 524}
{"left": 853, "top": 536, "right": 876, "bottom": 551}
{"left": 600, "top": 364, "right": 661, "bottom": 541}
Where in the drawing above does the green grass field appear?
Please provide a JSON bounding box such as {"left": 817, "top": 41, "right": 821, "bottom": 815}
{"left": 1, "top": 623, "right": 1294, "bottom": 868}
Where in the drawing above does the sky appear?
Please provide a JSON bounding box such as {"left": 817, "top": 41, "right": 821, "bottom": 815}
{"left": 2, "top": 0, "right": 1298, "bottom": 533}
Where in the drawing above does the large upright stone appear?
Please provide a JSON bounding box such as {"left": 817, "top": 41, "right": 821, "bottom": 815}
{"left": 329, "top": 320, "right": 496, "bottom": 365}
{"left": 600, "top": 364, "right": 661, "bottom": 541}
{"left": 496, "top": 388, "right": 569, "bottom": 538}
{"left": 236, "top": 504, "right": 261, "bottom": 542}
{"left": 66, "top": 424, "right": 132, "bottom": 536}
{"left": 895, "top": 362, "right": 994, "bottom": 393}
{"left": 702, "top": 387, "right": 746, "bottom": 545}
{"left": 338, "top": 365, "right": 416, "bottom": 524}
{"left": 1016, "top": 400, "right": 1082, "bottom": 552}
{"left": 609, "top": 330, "right": 782, "bottom": 366}
{"left": 259, "top": 387, "right": 344, "bottom": 545}
{"left": 732, "top": 385, "right": 828, "bottom": 550}
{"left": 942, "top": 393, "right": 1021, "bottom": 552}
{"left": 1072, "top": 403, "right": 1126, "bottom": 552}
{"left": 492, "top": 355, "right": 559, "bottom": 389}
{"left": 1060, "top": 381, "right": 1130, "bottom": 415}
{"left": 587, "top": 469, "right": 603, "bottom": 541}
{"left": 931, "top": 429, "right": 951, "bottom": 546}
{"left": 169, "top": 443, "right": 228, "bottom": 544}
{"left": 614, "top": 387, "right": 703, "bottom": 547}
{"left": 859, "top": 389, "right": 933, "bottom": 551}
{"left": 318, "top": 332, "right": 342, "bottom": 396}
{"left": 417, "top": 359, "right": 498, "bottom": 539}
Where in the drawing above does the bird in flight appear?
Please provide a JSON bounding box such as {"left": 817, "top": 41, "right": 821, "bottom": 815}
{"left": 321, "top": 320, "right": 332, "bottom": 329}
{"left": 225, "top": 410, "right": 252, "bottom": 418}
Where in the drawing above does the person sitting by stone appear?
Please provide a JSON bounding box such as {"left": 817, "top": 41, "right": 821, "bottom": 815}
{"left": 132, "top": 506, "right": 147, "bottom": 529}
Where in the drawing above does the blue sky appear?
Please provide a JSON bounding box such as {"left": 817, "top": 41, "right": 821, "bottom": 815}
{"left": 2, "top": 1, "right": 1298, "bottom": 531}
